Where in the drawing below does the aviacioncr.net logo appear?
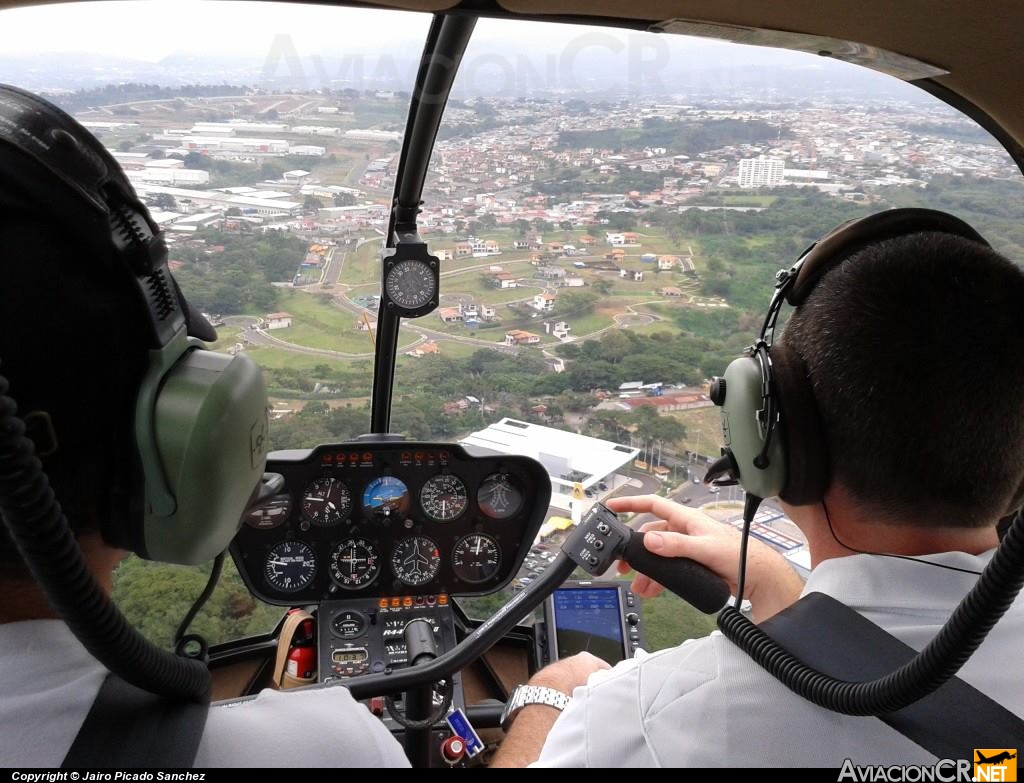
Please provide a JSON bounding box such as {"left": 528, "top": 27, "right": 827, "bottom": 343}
{"left": 974, "top": 749, "right": 1017, "bottom": 782}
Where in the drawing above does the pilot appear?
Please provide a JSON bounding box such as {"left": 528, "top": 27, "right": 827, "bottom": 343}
{"left": 492, "top": 221, "right": 1024, "bottom": 766}
{"left": 0, "top": 90, "right": 409, "bottom": 768}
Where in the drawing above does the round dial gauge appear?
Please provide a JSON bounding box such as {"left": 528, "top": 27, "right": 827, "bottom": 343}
{"left": 301, "top": 478, "right": 352, "bottom": 527}
{"left": 362, "top": 476, "right": 410, "bottom": 521}
{"left": 329, "top": 538, "right": 380, "bottom": 590}
{"left": 385, "top": 258, "right": 437, "bottom": 310}
{"left": 452, "top": 533, "right": 501, "bottom": 584}
{"left": 420, "top": 474, "right": 469, "bottom": 522}
{"left": 477, "top": 473, "right": 524, "bottom": 520}
{"left": 264, "top": 540, "right": 316, "bottom": 593}
{"left": 331, "top": 610, "right": 368, "bottom": 639}
{"left": 244, "top": 495, "right": 291, "bottom": 530}
{"left": 391, "top": 535, "right": 441, "bottom": 586}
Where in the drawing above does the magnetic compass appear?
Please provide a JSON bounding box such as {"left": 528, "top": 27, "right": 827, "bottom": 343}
{"left": 381, "top": 244, "right": 440, "bottom": 318}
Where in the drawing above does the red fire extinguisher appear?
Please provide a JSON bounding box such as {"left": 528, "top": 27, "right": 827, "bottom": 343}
{"left": 286, "top": 609, "right": 317, "bottom": 680}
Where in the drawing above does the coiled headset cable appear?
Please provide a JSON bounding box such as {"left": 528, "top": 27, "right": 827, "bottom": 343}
{"left": 717, "top": 492, "right": 1024, "bottom": 715}
{"left": 0, "top": 366, "right": 211, "bottom": 703}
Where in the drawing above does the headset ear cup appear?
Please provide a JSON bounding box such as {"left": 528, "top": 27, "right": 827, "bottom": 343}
{"left": 771, "top": 344, "right": 829, "bottom": 506}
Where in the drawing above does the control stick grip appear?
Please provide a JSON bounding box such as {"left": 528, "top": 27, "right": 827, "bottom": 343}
{"left": 623, "top": 530, "right": 731, "bottom": 614}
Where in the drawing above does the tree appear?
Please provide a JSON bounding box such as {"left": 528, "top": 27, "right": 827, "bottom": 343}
{"left": 559, "top": 220, "right": 574, "bottom": 232}
{"left": 150, "top": 193, "right": 178, "bottom": 211}
{"left": 333, "top": 191, "right": 356, "bottom": 207}
{"left": 514, "top": 219, "right": 531, "bottom": 236}
{"left": 117, "top": 139, "right": 134, "bottom": 152}
{"left": 600, "top": 330, "right": 632, "bottom": 363}
{"left": 303, "top": 195, "right": 324, "bottom": 213}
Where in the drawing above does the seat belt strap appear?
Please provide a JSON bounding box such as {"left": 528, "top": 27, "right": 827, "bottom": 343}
{"left": 758, "top": 592, "right": 1024, "bottom": 753}
{"left": 61, "top": 673, "right": 208, "bottom": 768}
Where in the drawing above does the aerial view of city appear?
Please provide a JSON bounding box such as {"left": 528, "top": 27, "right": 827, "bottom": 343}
{"left": 5, "top": 0, "right": 1023, "bottom": 646}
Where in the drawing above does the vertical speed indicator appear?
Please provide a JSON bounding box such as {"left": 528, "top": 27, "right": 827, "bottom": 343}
{"left": 452, "top": 533, "right": 501, "bottom": 584}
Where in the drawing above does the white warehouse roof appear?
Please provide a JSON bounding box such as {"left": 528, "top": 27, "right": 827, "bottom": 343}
{"left": 460, "top": 418, "right": 638, "bottom": 492}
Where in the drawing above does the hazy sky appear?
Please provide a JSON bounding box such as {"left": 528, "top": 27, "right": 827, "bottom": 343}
{"left": 0, "top": 0, "right": 936, "bottom": 104}
{"left": 0, "top": 1, "right": 678, "bottom": 60}
{"left": 0, "top": 1, "right": 433, "bottom": 60}
{"left": 0, "top": 0, "right": 791, "bottom": 63}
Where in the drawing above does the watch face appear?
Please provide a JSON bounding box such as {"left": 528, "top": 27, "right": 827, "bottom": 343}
{"left": 385, "top": 258, "right": 437, "bottom": 310}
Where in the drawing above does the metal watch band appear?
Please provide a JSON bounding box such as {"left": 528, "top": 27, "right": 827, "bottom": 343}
{"left": 501, "top": 685, "right": 571, "bottom": 730}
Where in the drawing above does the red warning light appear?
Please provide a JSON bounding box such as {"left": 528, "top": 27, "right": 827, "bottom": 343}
{"left": 321, "top": 453, "right": 333, "bottom": 464}
{"left": 348, "top": 453, "right": 359, "bottom": 463}
{"left": 362, "top": 452, "right": 373, "bottom": 462}
{"left": 414, "top": 452, "right": 423, "bottom": 462}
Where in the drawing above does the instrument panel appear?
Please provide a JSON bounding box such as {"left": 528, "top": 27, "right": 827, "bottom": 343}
{"left": 230, "top": 442, "right": 550, "bottom": 605}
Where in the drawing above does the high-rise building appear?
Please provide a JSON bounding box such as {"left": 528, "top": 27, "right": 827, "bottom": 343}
{"left": 738, "top": 156, "right": 785, "bottom": 188}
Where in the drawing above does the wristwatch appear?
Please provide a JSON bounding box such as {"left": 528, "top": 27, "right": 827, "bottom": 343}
{"left": 500, "top": 684, "right": 571, "bottom": 730}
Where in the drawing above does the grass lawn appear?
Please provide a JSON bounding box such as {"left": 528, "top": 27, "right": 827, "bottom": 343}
{"left": 565, "top": 308, "right": 615, "bottom": 337}
{"left": 340, "top": 237, "right": 385, "bottom": 286}
{"left": 269, "top": 290, "right": 416, "bottom": 354}
{"left": 666, "top": 406, "right": 723, "bottom": 459}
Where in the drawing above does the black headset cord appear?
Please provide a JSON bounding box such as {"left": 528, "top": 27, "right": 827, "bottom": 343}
{"left": 0, "top": 367, "right": 210, "bottom": 703}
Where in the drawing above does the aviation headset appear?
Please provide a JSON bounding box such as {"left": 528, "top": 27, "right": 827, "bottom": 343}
{"left": 0, "top": 84, "right": 270, "bottom": 565}
{"left": 710, "top": 206, "right": 1018, "bottom": 508}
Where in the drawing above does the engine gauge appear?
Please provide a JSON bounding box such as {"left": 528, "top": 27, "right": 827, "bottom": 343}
{"left": 477, "top": 473, "right": 524, "bottom": 520}
{"left": 264, "top": 540, "right": 316, "bottom": 593}
{"left": 301, "top": 477, "right": 352, "bottom": 527}
{"left": 452, "top": 533, "right": 501, "bottom": 584}
{"left": 244, "top": 495, "right": 291, "bottom": 530}
{"left": 329, "top": 538, "right": 380, "bottom": 590}
{"left": 420, "top": 474, "right": 468, "bottom": 522}
{"left": 391, "top": 535, "right": 441, "bottom": 586}
{"left": 362, "top": 476, "right": 410, "bottom": 521}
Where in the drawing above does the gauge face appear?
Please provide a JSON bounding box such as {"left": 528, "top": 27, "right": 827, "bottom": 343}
{"left": 385, "top": 258, "right": 437, "bottom": 310}
{"left": 331, "top": 610, "right": 368, "bottom": 639}
{"left": 301, "top": 477, "right": 352, "bottom": 527}
{"left": 452, "top": 533, "right": 501, "bottom": 584}
{"left": 391, "top": 535, "right": 441, "bottom": 586}
{"left": 420, "top": 474, "right": 469, "bottom": 522}
{"left": 477, "top": 473, "right": 524, "bottom": 520}
{"left": 329, "top": 538, "right": 380, "bottom": 590}
{"left": 362, "top": 476, "right": 410, "bottom": 521}
{"left": 264, "top": 540, "right": 316, "bottom": 593}
{"left": 244, "top": 495, "right": 291, "bottom": 530}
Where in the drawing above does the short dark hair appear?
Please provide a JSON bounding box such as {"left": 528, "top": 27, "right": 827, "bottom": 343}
{"left": 0, "top": 213, "right": 150, "bottom": 561}
{"left": 780, "top": 231, "right": 1024, "bottom": 528}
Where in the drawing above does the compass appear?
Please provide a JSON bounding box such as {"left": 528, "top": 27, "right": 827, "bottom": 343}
{"left": 381, "top": 244, "right": 440, "bottom": 318}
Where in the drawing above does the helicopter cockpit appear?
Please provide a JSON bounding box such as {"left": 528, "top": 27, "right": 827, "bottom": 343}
{"left": 1, "top": 0, "right": 1024, "bottom": 770}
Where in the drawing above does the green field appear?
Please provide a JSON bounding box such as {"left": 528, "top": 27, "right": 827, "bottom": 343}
{"left": 668, "top": 406, "right": 724, "bottom": 459}
{"left": 341, "top": 237, "right": 386, "bottom": 285}
{"left": 265, "top": 290, "right": 416, "bottom": 355}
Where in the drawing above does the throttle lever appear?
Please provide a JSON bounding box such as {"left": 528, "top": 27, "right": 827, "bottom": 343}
{"left": 563, "top": 503, "right": 731, "bottom": 614}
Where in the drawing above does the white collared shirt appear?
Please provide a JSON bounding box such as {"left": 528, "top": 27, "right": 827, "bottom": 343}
{"left": 0, "top": 620, "right": 410, "bottom": 768}
{"left": 535, "top": 550, "right": 1023, "bottom": 767}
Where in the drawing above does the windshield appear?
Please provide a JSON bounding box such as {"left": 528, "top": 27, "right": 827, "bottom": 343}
{"left": 3, "top": 0, "right": 1022, "bottom": 649}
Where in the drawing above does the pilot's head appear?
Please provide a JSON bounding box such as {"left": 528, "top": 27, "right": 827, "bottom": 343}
{"left": 777, "top": 229, "right": 1024, "bottom": 528}
{"left": 0, "top": 210, "right": 152, "bottom": 577}
{"left": 0, "top": 85, "right": 267, "bottom": 583}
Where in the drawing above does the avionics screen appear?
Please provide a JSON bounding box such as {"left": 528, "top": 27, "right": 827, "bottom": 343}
{"left": 551, "top": 587, "right": 625, "bottom": 664}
